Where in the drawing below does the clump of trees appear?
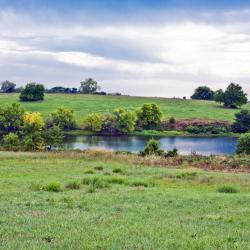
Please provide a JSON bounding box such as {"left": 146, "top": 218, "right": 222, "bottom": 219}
{"left": 191, "top": 86, "right": 214, "bottom": 100}
{"left": 20, "top": 83, "right": 45, "bottom": 102}
{"left": 0, "top": 80, "right": 16, "bottom": 93}
{"left": 46, "top": 86, "right": 78, "bottom": 94}
{"left": 191, "top": 83, "right": 248, "bottom": 108}
{"left": 0, "top": 104, "right": 78, "bottom": 151}
{"left": 83, "top": 103, "right": 162, "bottom": 135}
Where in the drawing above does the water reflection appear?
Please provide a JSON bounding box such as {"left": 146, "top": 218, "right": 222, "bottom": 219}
{"left": 64, "top": 135, "right": 237, "bottom": 155}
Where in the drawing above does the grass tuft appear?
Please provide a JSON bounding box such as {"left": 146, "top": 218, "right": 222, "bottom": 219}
{"left": 112, "top": 168, "right": 123, "bottom": 174}
{"left": 84, "top": 168, "right": 95, "bottom": 174}
{"left": 94, "top": 166, "right": 104, "bottom": 171}
{"left": 42, "top": 182, "right": 62, "bottom": 192}
{"left": 217, "top": 185, "right": 239, "bottom": 194}
{"left": 65, "top": 180, "right": 81, "bottom": 190}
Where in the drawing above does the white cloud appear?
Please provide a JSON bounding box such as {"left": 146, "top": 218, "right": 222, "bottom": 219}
{"left": 0, "top": 9, "right": 250, "bottom": 97}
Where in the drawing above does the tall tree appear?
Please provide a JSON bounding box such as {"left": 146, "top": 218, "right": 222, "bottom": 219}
{"left": 191, "top": 86, "right": 214, "bottom": 100}
{"left": 79, "top": 78, "right": 100, "bottom": 94}
{"left": 0, "top": 80, "right": 16, "bottom": 93}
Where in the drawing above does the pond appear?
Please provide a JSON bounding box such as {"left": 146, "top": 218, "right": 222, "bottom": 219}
{"left": 63, "top": 135, "right": 237, "bottom": 155}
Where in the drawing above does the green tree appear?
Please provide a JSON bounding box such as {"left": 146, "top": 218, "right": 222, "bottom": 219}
{"left": 136, "top": 103, "right": 162, "bottom": 129}
{"left": 0, "top": 103, "right": 24, "bottom": 132}
{"left": 214, "top": 89, "right": 225, "bottom": 103}
{"left": 83, "top": 113, "right": 104, "bottom": 132}
{"left": 22, "top": 112, "right": 44, "bottom": 151}
{"left": 0, "top": 80, "right": 16, "bottom": 93}
{"left": 43, "top": 125, "right": 63, "bottom": 150}
{"left": 79, "top": 78, "right": 100, "bottom": 94}
{"left": 191, "top": 86, "right": 214, "bottom": 100}
{"left": 3, "top": 133, "right": 20, "bottom": 151}
{"left": 223, "top": 83, "right": 248, "bottom": 108}
{"left": 19, "top": 82, "right": 45, "bottom": 102}
{"left": 232, "top": 110, "right": 250, "bottom": 133}
{"left": 237, "top": 133, "right": 250, "bottom": 154}
{"left": 113, "top": 108, "right": 136, "bottom": 133}
{"left": 140, "top": 139, "right": 163, "bottom": 156}
{"left": 51, "top": 108, "right": 76, "bottom": 130}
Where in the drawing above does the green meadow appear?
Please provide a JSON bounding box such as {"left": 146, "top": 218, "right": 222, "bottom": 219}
{"left": 1, "top": 93, "right": 250, "bottom": 124}
{"left": 0, "top": 151, "right": 249, "bottom": 249}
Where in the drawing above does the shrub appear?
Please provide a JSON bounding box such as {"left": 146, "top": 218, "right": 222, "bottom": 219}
{"left": 3, "top": 133, "right": 20, "bottom": 151}
{"left": 164, "top": 148, "right": 178, "bottom": 158}
{"left": 51, "top": 108, "right": 76, "bottom": 130}
{"left": 217, "top": 185, "right": 238, "bottom": 194}
{"left": 43, "top": 125, "right": 63, "bottom": 150}
{"left": 20, "top": 82, "right": 45, "bottom": 102}
{"left": 112, "top": 167, "right": 123, "bottom": 174}
{"left": 65, "top": 181, "right": 81, "bottom": 190}
{"left": 140, "top": 139, "right": 164, "bottom": 156}
{"left": 42, "top": 183, "right": 61, "bottom": 192}
{"left": 136, "top": 103, "right": 162, "bottom": 129}
{"left": 232, "top": 110, "right": 250, "bottom": 133}
{"left": 83, "top": 113, "right": 104, "bottom": 132}
{"left": 237, "top": 133, "right": 250, "bottom": 154}
{"left": 0, "top": 103, "right": 24, "bottom": 132}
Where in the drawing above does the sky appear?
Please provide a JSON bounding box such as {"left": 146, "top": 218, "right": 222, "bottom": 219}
{"left": 1, "top": 0, "right": 250, "bottom": 97}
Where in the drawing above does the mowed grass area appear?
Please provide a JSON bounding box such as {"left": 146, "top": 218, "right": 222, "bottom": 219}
{"left": 1, "top": 93, "right": 250, "bottom": 124}
{"left": 0, "top": 151, "right": 250, "bottom": 249}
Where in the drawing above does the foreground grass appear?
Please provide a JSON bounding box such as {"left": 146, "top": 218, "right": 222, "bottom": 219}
{"left": 1, "top": 93, "right": 250, "bottom": 124}
{"left": 0, "top": 151, "right": 250, "bottom": 249}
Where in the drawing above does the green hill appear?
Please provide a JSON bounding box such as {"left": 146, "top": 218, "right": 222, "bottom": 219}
{"left": 0, "top": 93, "right": 249, "bottom": 124}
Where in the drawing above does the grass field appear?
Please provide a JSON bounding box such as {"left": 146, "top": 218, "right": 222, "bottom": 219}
{"left": 1, "top": 93, "right": 249, "bottom": 124}
{"left": 0, "top": 151, "right": 249, "bottom": 249}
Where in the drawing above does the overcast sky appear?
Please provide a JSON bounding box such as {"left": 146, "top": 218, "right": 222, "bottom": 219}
{"left": 1, "top": 0, "right": 250, "bottom": 97}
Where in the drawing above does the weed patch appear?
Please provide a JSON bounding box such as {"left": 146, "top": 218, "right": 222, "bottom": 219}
{"left": 217, "top": 185, "right": 239, "bottom": 194}
{"left": 65, "top": 180, "right": 81, "bottom": 190}
{"left": 42, "top": 183, "right": 61, "bottom": 192}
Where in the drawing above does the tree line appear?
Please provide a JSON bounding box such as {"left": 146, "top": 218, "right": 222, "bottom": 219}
{"left": 191, "top": 83, "right": 248, "bottom": 108}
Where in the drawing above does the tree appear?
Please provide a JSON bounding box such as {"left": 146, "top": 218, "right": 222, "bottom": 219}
{"left": 136, "top": 103, "right": 162, "bottom": 129}
{"left": 214, "top": 89, "right": 225, "bottom": 103}
{"left": 0, "top": 103, "right": 24, "bottom": 132}
{"left": 0, "top": 80, "right": 16, "bottom": 93}
{"left": 22, "top": 112, "right": 44, "bottom": 151}
{"left": 79, "top": 78, "right": 100, "bottom": 94}
{"left": 140, "top": 139, "right": 164, "bottom": 156}
{"left": 51, "top": 108, "right": 76, "bottom": 130}
{"left": 20, "top": 83, "right": 45, "bottom": 101}
{"left": 237, "top": 133, "right": 250, "bottom": 154}
{"left": 223, "top": 83, "right": 248, "bottom": 108}
{"left": 191, "top": 86, "right": 214, "bottom": 100}
{"left": 113, "top": 108, "right": 136, "bottom": 133}
{"left": 43, "top": 125, "right": 63, "bottom": 150}
{"left": 3, "top": 133, "right": 20, "bottom": 151}
{"left": 232, "top": 110, "right": 250, "bottom": 133}
{"left": 83, "top": 113, "right": 104, "bottom": 132}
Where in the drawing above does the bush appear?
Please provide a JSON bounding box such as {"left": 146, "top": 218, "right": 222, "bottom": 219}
{"left": 20, "top": 83, "right": 45, "bottom": 102}
{"left": 51, "top": 108, "right": 76, "bottom": 130}
{"left": 43, "top": 125, "right": 63, "bottom": 150}
{"left": 237, "top": 133, "right": 250, "bottom": 154}
{"left": 164, "top": 148, "right": 178, "bottom": 157}
{"left": 3, "top": 133, "right": 20, "bottom": 151}
{"left": 232, "top": 110, "right": 250, "bottom": 133}
{"left": 217, "top": 185, "right": 238, "bottom": 194}
{"left": 83, "top": 113, "right": 104, "bottom": 132}
{"left": 65, "top": 181, "right": 81, "bottom": 190}
{"left": 186, "top": 124, "right": 229, "bottom": 134}
{"left": 42, "top": 183, "right": 61, "bottom": 192}
{"left": 0, "top": 103, "right": 24, "bottom": 132}
{"left": 140, "top": 139, "right": 164, "bottom": 156}
{"left": 136, "top": 103, "right": 162, "bottom": 129}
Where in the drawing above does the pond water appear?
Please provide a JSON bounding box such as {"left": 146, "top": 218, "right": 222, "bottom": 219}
{"left": 63, "top": 135, "right": 237, "bottom": 155}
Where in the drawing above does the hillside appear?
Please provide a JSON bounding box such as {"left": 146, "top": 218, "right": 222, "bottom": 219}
{"left": 0, "top": 93, "right": 249, "bottom": 124}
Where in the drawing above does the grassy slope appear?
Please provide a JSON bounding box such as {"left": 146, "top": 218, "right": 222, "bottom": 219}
{"left": 1, "top": 93, "right": 249, "bottom": 124}
{"left": 0, "top": 151, "right": 249, "bottom": 249}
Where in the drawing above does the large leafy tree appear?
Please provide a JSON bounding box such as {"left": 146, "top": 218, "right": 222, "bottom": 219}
{"left": 0, "top": 80, "right": 16, "bottom": 93}
{"left": 51, "top": 107, "right": 76, "bottom": 130}
{"left": 191, "top": 86, "right": 214, "bottom": 100}
{"left": 20, "top": 83, "right": 45, "bottom": 101}
{"left": 136, "top": 103, "right": 162, "bottom": 129}
{"left": 79, "top": 78, "right": 100, "bottom": 94}
{"left": 223, "top": 83, "right": 248, "bottom": 108}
